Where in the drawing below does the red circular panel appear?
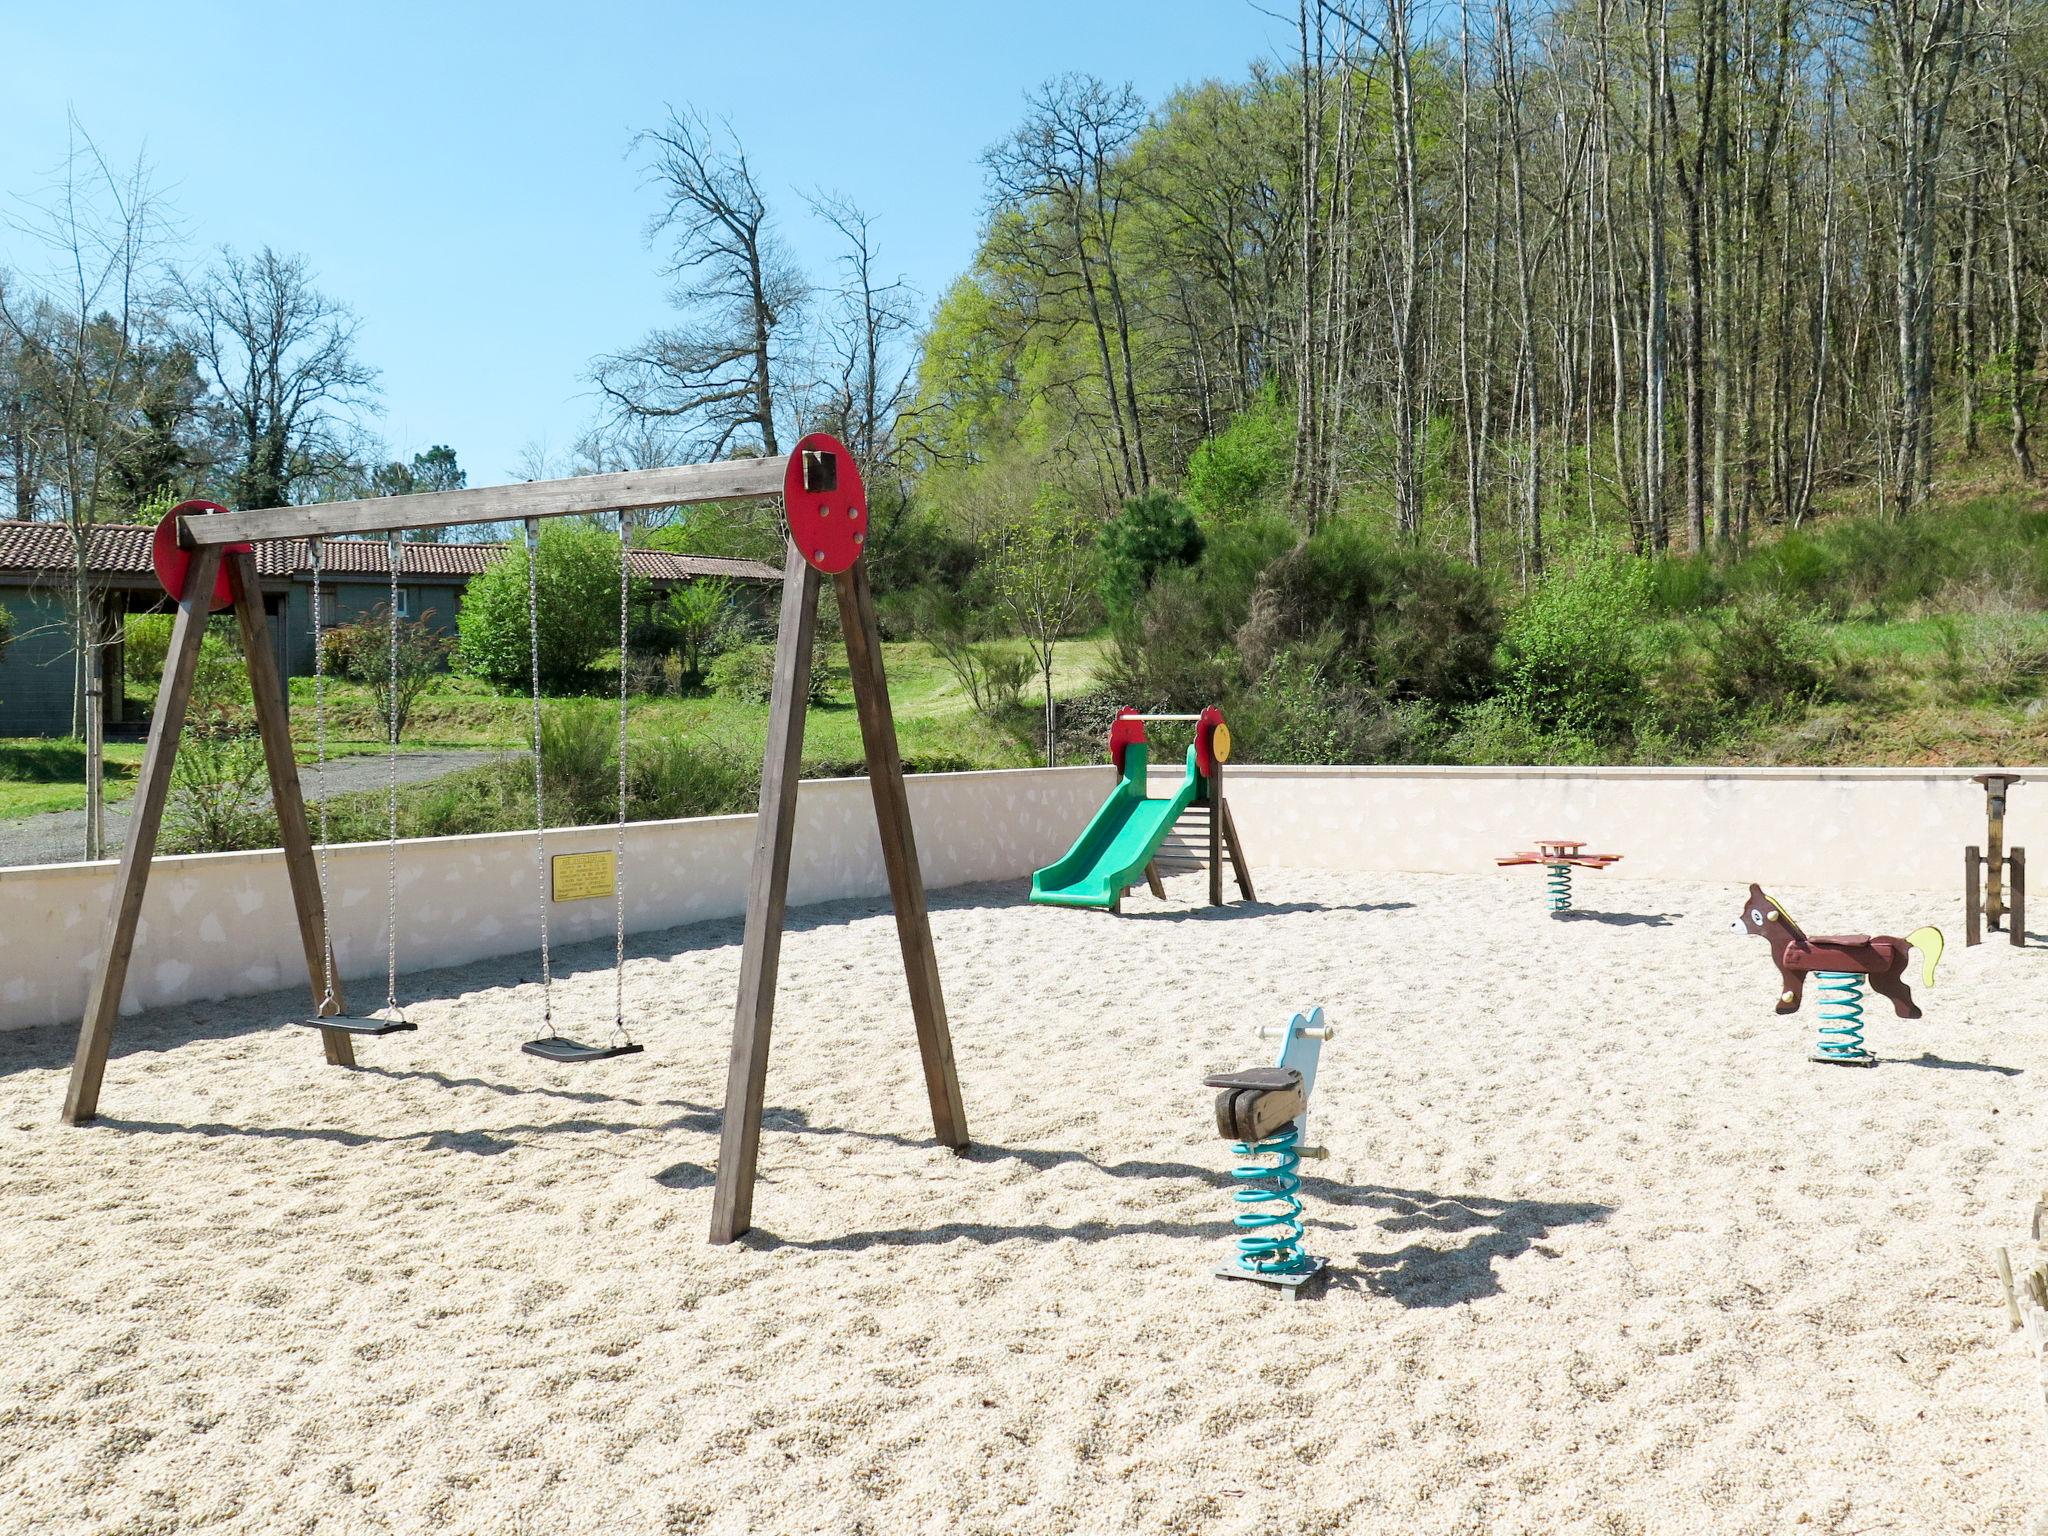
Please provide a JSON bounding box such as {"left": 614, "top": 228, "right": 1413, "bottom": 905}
{"left": 1109, "top": 708, "right": 1146, "bottom": 774}
{"left": 151, "top": 501, "right": 250, "bottom": 611}
{"left": 783, "top": 432, "right": 868, "bottom": 574}
{"left": 1195, "top": 706, "right": 1226, "bottom": 778}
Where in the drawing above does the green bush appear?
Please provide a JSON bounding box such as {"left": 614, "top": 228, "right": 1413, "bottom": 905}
{"left": 1237, "top": 521, "right": 1499, "bottom": 707}
{"left": 1230, "top": 635, "right": 1445, "bottom": 765}
{"left": 1097, "top": 518, "right": 1297, "bottom": 710}
{"left": 1098, "top": 492, "right": 1204, "bottom": 618}
{"left": 1645, "top": 553, "right": 1724, "bottom": 616}
{"left": 706, "top": 642, "right": 833, "bottom": 706}
{"left": 456, "top": 523, "right": 636, "bottom": 690}
{"left": 1184, "top": 388, "right": 1290, "bottom": 527}
{"left": 1493, "top": 550, "right": 1652, "bottom": 740}
{"left": 164, "top": 722, "right": 274, "bottom": 853}
{"left": 124, "top": 612, "right": 171, "bottom": 694}
{"left": 1700, "top": 592, "right": 1833, "bottom": 715}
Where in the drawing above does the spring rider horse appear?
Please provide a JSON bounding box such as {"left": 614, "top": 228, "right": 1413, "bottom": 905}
{"left": 1733, "top": 884, "right": 1944, "bottom": 1066}
{"left": 1201, "top": 1007, "right": 1332, "bottom": 1296}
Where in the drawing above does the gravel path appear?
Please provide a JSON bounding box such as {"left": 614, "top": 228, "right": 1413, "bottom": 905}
{"left": 0, "top": 749, "right": 508, "bottom": 868}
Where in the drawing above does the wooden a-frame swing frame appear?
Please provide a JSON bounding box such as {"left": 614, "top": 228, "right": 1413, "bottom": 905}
{"left": 58, "top": 441, "right": 968, "bottom": 1245}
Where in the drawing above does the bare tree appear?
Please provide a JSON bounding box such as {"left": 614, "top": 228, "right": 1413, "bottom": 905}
{"left": 178, "top": 246, "right": 378, "bottom": 512}
{"left": 594, "top": 108, "right": 805, "bottom": 460}
{"left": 0, "top": 122, "right": 174, "bottom": 854}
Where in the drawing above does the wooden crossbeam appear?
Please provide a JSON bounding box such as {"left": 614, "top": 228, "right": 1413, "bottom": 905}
{"left": 180, "top": 458, "right": 785, "bottom": 546}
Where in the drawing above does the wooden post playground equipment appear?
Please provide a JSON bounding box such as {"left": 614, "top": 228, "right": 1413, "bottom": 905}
{"left": 1965, "top": 772, "right": 2026, "bottom": 948}
{"left": 1201, "top": 1006, "right": 1332, "bottom": 1296}
{"left": 1496, "top": 840, "right": 1622, "bottom": 913}
{"left": 59, "top": 434, "right": 967, "bottom": 1245}
{"left": 1732, "top": 884, "right": 1944, "bottom": 1067}
{"left": 1030, "top": 706, "right": 1253, "bottom": 912}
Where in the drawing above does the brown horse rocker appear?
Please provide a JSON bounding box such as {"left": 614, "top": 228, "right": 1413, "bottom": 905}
{"left": 1733, "top": 884, "right": 1943, "bottom": 1064}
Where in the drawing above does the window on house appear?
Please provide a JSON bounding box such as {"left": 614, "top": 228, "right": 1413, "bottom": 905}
{"left": 393, "top": 586, "right": 410, "bottom": 619}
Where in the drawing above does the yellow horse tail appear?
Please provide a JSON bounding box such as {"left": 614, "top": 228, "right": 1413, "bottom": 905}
{"left": 1905, "top": 926, "right": 1944, "bottom": 987}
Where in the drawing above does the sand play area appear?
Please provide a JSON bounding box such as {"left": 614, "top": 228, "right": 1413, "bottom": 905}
{"left": 1, "top": 868, "right": 2044, "bottom": 1534}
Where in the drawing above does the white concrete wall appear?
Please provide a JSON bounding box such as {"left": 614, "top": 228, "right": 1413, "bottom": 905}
{"left": 2, "top": 763, "right": 2032, "bottom": 1033}
{"left": 0, "top": 767, "right": 1113, "bottom": 1034}
{"left": 1156, "top": 763, "right": 2030, "bottom": 890}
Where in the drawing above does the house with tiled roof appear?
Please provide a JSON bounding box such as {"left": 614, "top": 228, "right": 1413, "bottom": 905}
{"left": 0, "top": 520, "right": 782, "bottom": 737}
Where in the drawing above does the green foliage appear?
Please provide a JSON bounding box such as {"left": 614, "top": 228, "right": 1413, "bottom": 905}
{"left": 189, "top": 617, "right": 255, "bottom": 721}
{"left": 164, "top": 722, "right": 272, "bottom": 852}
{"left": 641, "top": 501, "right": 783, "bottom": 564}
{"left": 1493, "top": 550, "right": 1653, "bottom": 740}
{"left": 0, "top": 601, "right": 13, "bottom": 668}
{"left": 706, "top": 642, "right": 833, "bottom": 706}
{"left": 1183, "top": 390, "right": 1290, "bottom": 528}
{"left": 1098, "top": 492, "right": 1204, "bottom": 618}
{"left": 455, "top": 523, "right": 634, "bottom": 690}
{"left": 914, "top": 592, "right": 1031, "bottom": 721}
{"left": 122, "top": 614, "right": 172, "bottom": 696}
{"left": 1098, "top": 518, "right": 1295, "bottom": 708}
{"left": 640, "top": 578, "right": 739, "bottom": 686}
{"left": 1230, "top": 635, "right": 1445, "bottom": 765}
{"left": 1238, "top": 521, "right": 1499, "bottom": 706}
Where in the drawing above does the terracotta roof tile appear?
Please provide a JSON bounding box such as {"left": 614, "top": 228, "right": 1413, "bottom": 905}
{"left": 0, "top": 521, "right": 781, "bottom": 586}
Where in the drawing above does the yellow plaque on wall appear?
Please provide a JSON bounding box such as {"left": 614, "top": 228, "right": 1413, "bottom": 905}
{"left": 550, "top": 851, "right": 617, "bottom": 903}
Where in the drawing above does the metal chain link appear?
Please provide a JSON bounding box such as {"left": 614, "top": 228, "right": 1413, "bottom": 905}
{"left": 310, "top": 539, "right": 338, "bottom": 1015}
{"left": 384, "top": 531, "right": 405, "bottom": 1018}
{"left": 525, "top": 518, "right": 554, "bottom": 1035}
{"left": 613, "top": 510, "right": 632, "bottom": 1044}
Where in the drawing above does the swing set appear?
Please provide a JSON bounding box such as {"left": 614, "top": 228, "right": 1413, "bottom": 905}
{"left": 60, "top": 434, "right": 968, "bottom": 1244}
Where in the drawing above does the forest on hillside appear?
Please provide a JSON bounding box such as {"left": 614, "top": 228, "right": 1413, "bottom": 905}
{"left": 5, "top": 0, "right": 2048, "bottom": 774}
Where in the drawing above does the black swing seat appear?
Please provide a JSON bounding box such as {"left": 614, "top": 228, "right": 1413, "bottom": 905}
{"left": 520, "top": 1037, "right": 645, "bottom": 1064}
{"left": 293, "top": 1015, "right": 419, "bottom": 1038}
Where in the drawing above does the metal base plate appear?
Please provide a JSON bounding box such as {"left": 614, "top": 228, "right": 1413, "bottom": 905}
{"left": 293, "top": 1016, "right": 418, "bottom": 1038}
{"left": 521, "top": 1037, "right": 645, "bottom": 1064}
{"left": 1216, "top": 1257, "right": 1328, "bottom": 1296}
{"left": 1809, "top": 1051, "right": 1878, "bottom": 1068}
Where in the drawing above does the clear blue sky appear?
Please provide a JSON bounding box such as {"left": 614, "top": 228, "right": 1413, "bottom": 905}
{"left": 1, "top": 0, "right": 1288, "bottom": 487}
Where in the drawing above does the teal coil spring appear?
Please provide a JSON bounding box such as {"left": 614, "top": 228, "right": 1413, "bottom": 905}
{"left": 1813, "top": 971, "right": 1872, "bottom": 1063}
{"left": 1227, "top": 1124, "right": 1313, "bottom": 1275}
{"left": 1545, "top": 862, "right": 1573, "bottom": 912}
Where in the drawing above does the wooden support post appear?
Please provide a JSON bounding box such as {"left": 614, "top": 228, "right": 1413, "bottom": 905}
{"left": 1208, "top": 762, "right": 1225, "bottom": 908}
{"left": 2012, "top": 845, "right": 2027, "bottom": 948}
{"left": 227, "top": 551, "right": 355, "bottom": 1067}
{"left": 62, "top": 546, "right": 223, "bottom": 1125}
{"left": 1144, "top": 861, "right": 1167, "bottom": 900}
{"left": 1966, "top": 846, "right": 1983, "bottom": 947}
{"left": 834, "top": 557, "right": 968, "bottom": 1154}
{"left": 1220, "top": 797, "right": 1257, "bottom": 902}
{"left": 711, "top": 543, "right": 823, "bottom": 1245}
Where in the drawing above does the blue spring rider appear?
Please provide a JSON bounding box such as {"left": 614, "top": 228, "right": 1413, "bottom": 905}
{"left": 1201, "top": 1007, "right": 1332, "bottom": 1296}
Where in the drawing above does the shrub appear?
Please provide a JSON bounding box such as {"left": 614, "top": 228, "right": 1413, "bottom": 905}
{"left": 323, "top": 607, "right": 453, "bottom": 740}
{"left": 1098, "top": 492, "right": 1204, "bottom": 619}
{"left": 1238, "top": 521, "right": 1499, "bottom": 707}
{"left": 706, "top": 643, "right": 833, "bottom": 706}
{"left": 635, "top": 578, "right": 739, "bottom": 688}
{"left": 1700, "top": 592, "right": 1833, "bottom": 715}
{"left": 1645, "top": 553, "right": 1724, "bottom": 616}
{"left": 1184, "top": 388, "right": 1290, "bottom": 527}
{"left": 1097, "top": 518, "right": 1296, "bottom": 710}
{"left": 189, "top": 617, "right": 255, "bottom": 721}
{"left": 1493, "top": 549, "right": 1653, "bottom": 740}
{"left": 1230, "top": 635, "right": 1446, "bottom": 765}
{"left": 124, "top": 613, "right": 171, "bottom": 694}
{"left": 915, "top": 592, "right": 1031, "bottom": 721}
{"left": 456, "top": 523, "right": 634, "bottom": 690}
{"left": 164, "top": 722, "right": 274, "bottom": 852}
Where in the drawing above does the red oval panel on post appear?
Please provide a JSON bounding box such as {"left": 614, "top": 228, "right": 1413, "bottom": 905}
{"left": 783, "top": 432, "right": 868, "bottom": 574}
{"left": 151, "top": 501, "right": 250, "bottom": 612}
{"left": 1195, "top": 706, "right": 1226, "bottom": 778}
{"left": 1109, "top": 708, "right": 1147, "bottom": 774}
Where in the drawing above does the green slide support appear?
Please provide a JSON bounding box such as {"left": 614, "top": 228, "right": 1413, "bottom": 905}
{"left": 1030, "top": 743, "right": 1203, "bottom": 909}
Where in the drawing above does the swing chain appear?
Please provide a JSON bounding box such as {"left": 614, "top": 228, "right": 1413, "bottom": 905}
{"left": 525, "top": 518, "right": 554, "bottom": 1035}
{"left": 310, "top": 538, "right": 339, "bottom": 1017}
{"left": 614, "top": 510, "right": 632, "bottom": 1046}
{"left": 384, "top": 530, "right": 404, "bottom": 1018}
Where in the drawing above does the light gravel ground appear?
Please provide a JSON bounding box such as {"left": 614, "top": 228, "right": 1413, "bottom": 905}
{"left": 0, "top": 750, "right": 506, "bottom": 868}
{"left": 0, "top": 869, "right": 2042, "bottom": 1534}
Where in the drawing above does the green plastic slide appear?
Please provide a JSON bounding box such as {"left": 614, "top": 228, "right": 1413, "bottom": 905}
{"left": 1030, "top": 742, "right": 1202, "bottom": 908}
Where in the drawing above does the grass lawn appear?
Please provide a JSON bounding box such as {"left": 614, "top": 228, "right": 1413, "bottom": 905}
{"left": 0, "top": 740, "right": 146, "bottom": 820}
{"left": 280, "top": 634, "right": 1113, "bottom": 771}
